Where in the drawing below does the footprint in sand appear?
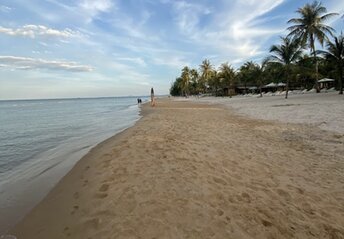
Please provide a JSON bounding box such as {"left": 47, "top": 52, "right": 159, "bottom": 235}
{"left": 217, "top": 209, "right": 224, "bottom": 216}
{"left": 63, "top": 226, "right": 71, "bottom": 237}
{"left": 84, "top": 217, "right": 102, "bottom": 229}
{"left": 241, "top": 192, "right": 251, "bottom": 203}
{"left": 99, "top": 183, "right": 109, "bottom": 192}
{"left": 262, "top": 219, "right": 273, "bottom": 227}
{"left": 70, "top": 205, "right": 79, "bottom": 215}
{"left": 213, "top": 176, "right": 227, "bottom": 186}
{"left": 276, "top": 189, "right": 292, "bottom": 201}
{"left": 95, "top": 193, "right": 108, "bottom": 199}
{"left": 94, "top": 184, "right": 110, "bottom": 199}
{"left": 82, "top": 179, "right": 88, "bottom": 187}
{"left": 73, "top": 192, "right": 79, "bottom": 199}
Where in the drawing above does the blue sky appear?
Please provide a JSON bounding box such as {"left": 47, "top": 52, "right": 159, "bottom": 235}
{"left": 0, "top": 0, "right": 343, "bottom": 99}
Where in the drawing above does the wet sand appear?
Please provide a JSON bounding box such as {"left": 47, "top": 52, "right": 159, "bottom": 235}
{"left": 11, "top": 98, "right": 344, "bottom": 238}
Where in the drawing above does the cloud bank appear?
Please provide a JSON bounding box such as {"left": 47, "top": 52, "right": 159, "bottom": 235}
{"left": 0, "top": 56, "right": 93, "bottom": 72}
{"left": 0, "top": 25, "right": 81, "bottom": 39}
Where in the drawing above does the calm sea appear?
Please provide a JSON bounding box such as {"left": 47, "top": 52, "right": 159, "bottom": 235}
{"left": 0, "top": 96, "right": 146, "bottom": 233}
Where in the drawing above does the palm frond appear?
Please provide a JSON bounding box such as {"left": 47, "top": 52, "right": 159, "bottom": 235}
{"left": 320, "top": 12, "right": 339, "bottom": 21}
{"left": 287, "top": 18, "right": 303, "bottom": 24}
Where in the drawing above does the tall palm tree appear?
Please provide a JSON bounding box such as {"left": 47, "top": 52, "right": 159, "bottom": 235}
{"left": 181, "top": 66, "right": 190, "bottom": 97}
{"left": 189, "top": 68, "right": 199, "bottom": 95}
{"left": 269, "top": 36, "right": 303, "bottom": 99}
{"left": 287, "top": 1, "right": 338, "bottom": 92}
{"left": 199, "top": 59, "right": 213, "bottom": 93}
{"left": 317, "top": 33, "right": 344, "bottom": 94}
{"left": 219, "top": 62, "right": 236, "bottom": 97}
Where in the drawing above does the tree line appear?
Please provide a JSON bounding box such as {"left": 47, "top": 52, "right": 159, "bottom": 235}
{"left": 170, "top": 1, "right": 344, "bottom": 99}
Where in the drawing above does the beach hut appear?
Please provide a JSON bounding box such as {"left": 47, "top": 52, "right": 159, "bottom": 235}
{"left": 277, "top": 82, "right": 286, "bottom": 87}
{"left": 318, "top": 78, "right": 335, "bottom": 89}
{"left": 277, "top": 82, "right": 286, "bottom": 91}
{"left": 265, "top": 82, "right": 278, "bottom": 88}
{"left": 262, "top": 82, "right": 278, "bottom": 93}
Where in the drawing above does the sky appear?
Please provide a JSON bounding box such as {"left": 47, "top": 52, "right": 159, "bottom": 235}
{"left": 0, "top": 0, "right": 343, "bottom": 100}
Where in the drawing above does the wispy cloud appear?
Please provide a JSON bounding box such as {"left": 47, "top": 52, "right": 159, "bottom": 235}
{"left": 0, "top": 56, "right": 93, "bottom": 72}
{"left": 0, "top": 5, "right": 11, "bottom": 13}
{"left": 151, "top": 54, "right": 190, "bottom": 69}
{"left": 79, "top": 0, "right": 114, "bottom": 22}
{"left": 168, "top": 0, "right": 285, "bottom": 64}
{"left": 171, "top": 1, "right": 212, "bottom": 33}
{"left": 0, "top": 25, "right": 82, "bottom": 39}
{"left": 116, "top": 57, "right": 147, "bottom": 67}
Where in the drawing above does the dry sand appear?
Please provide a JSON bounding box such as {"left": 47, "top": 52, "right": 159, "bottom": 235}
{"left": 11, "top": 98, "right": 344, "bottom": 238}
{"left": 194, "top": 92, "right": 344, "bottom": 134}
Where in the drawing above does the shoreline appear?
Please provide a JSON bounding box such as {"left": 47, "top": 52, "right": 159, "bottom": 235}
{"left": 1, "top": 103, "right": 144, "bottom": 234}
{"left": 8, "top": 102, "right": 152, "bottom": 236}
{"left": 9, "top": 98, "right": 344, "bottom": 238}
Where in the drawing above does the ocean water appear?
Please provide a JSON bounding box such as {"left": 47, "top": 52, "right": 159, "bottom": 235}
{"left": 0, "top": 97, "right": 146, "bottom": 232}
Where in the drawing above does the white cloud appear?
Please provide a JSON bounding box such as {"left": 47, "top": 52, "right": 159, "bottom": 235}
{"left": 0, "top": 25, "right": 81, "bottom": 39}
{"left": 0, "top": 56, "right": 93, "bottom": 72}
{"left": 170, "top": 0, "right": 285, "bottom": 63}
{"left": 79, "top": 0, "right": 114, "bottom": 21}
{"left": 169, "top": 1, "right": 212, "bottom": 34}
{"left": 0, "top": 5, "right": 11, "bottom": 13}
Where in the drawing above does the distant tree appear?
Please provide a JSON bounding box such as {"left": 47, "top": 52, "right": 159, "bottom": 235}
{"left": 287, "top": 0, "right": 338, "bottom": 92}
{"left": 189, "top": 68, "right": 199, "bottom": 94}
{"left": 263, "top": 61, "right": 284, "bottom": 85}
{"left": 295, "top": 54, "right": 317, "bottom": 89}
{"left": 181, "top": 66, "right": 191, "bottom": 96}
{"left": 269, "top": 36, "right": 303, "bottom": 99}
{"left": 317, "top": 33, "right": 344, "bottom": 94}
{"left": 208, "top": 70, "right": 220, "bottom": 96}
{"left": 170, "top": 77, "right": 183, "bottom": 96}
{"left": 219, "top": 62, "right": 236, "bottom": 97}
{"left": 254, "top": 59, "right": 269, "bottom": 97}
{"left": 237, "top": 61, "right": 257, "bottom": 94}
{"left": 199, "top": 59, "right": 214, "bottom": 93}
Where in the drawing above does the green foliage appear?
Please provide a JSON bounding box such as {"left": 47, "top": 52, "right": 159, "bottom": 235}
{"left": 170, "top": 77, "right": 183, "bottom": 96}
{"left": 317, "top": 33, "right": 344, "bottom": 93}
{"left": 287, "top": 1, "right": 338, "bottom": 90}
{"left": 169, "top": 1, "right": 342, "bottom": 97}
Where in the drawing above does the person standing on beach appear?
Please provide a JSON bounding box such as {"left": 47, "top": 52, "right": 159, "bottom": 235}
{"left": 151, "top": 87, "right": 155, "bottom": 107}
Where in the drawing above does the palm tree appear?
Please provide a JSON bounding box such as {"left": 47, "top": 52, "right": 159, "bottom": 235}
{"left": 199, "top": 59, "right": 213, "bottom": 93}
{"left": 181, "top": 66, "right": 191, "bottom": 97}
{"left": 269, "top": 36, "right": 303, "bottom": 99}
{"left": 287, "top": 1, "right": 338, "bottom": 92}
{"left": 317, "top": 33, "right": 344, "bottom": 94}
{"left": 208, "top": 70, "right": 221, "bottom": 96}
{"left": 189, "top": 68, "right": 199, "bottom": 95}
{"left": 219, "top": 62, "right": 236, "bottom": 97}
{"left": 253, "top": 59, "right": 269, "bottom": 97}
{"left": 238, "top": 61, "right": 256, "bottom": 94}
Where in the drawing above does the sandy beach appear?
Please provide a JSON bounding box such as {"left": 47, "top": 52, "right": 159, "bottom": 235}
{"left": 10, "top": 97, "right": 344, "bottom": 238}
